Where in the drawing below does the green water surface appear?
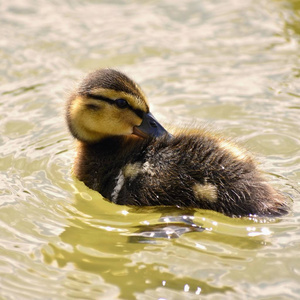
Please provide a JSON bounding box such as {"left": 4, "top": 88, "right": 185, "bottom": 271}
{"left": 0, "top": 0, "right": 299, "bottom": 299}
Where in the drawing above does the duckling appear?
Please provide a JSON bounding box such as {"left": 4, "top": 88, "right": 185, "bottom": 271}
{"left": 66, "top": 68, "right": 288, "bottom": 217}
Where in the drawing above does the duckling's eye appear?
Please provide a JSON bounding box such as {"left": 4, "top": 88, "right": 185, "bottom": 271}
{"left": 115, "top": 99, "right": 129, "bottom": 109}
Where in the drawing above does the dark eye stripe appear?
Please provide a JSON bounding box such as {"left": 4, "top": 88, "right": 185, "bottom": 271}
{"left": 86, "top": 93, "right": 114, "bottom": 105}
{"left": 132, "top": 108, "right": 144, "bottom": 119}
{"left": 86, "top": 93, "right": 145, "bottom": 119}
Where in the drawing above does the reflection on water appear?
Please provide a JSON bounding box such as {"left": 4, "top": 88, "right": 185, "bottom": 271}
{"left": 41, "top": 182, "right": 289, "bottom": 298}
{"left": 129, "top": 216, "right": 204, "bottom": 242}
{"left": 41, "top": 186, "right": 242, "bottom": 298}
{"left": 1, "top": 0, "right": 300, "bottom": 299}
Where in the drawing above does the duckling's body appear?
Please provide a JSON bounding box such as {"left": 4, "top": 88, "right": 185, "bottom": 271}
{"left": 67, "top": 69, "right": 288, "bottom": 217}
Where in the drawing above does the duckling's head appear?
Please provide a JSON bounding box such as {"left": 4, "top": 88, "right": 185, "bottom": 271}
{"left": 66, "top": 69, "right": 168, "bottom": 143}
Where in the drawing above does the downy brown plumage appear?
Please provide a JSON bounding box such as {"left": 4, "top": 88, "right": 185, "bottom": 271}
{"left": 66, "top": 68, "right": 288, "bottom": 217}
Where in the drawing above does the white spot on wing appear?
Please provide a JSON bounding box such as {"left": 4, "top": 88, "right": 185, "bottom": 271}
{"left": 193, "top": 180, "right": 218, "bottom": 202}
{"left": 123, "top": 162, "right": 142, "bottom": 179}
{"left": 111, "top": 170, "right": 125, "bottom": 203}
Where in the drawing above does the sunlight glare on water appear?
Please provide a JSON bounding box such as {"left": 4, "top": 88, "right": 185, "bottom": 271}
{"left": 0, "top": 0, "right": 300, "bottom": 299}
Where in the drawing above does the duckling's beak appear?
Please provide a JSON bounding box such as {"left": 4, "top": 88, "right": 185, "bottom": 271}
{"left": 133, "top": 112, "right": 171, "bottom": 139}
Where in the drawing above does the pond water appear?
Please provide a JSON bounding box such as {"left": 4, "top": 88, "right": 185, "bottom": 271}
{"left": 1, "top": 0, "right": 300, "bottom": 299}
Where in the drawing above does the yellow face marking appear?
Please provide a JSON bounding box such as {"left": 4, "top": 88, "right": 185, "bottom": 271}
{"left": 193, "top": 182, "right": 218, "bottom": 202}
{"left": 90, "top": 88, "right": 149, "bottom": 112}
{"left": 69, "top": 96, "right": 105, "bottom": 141}
{"left": 69, "top": 95, "right": 143, "bottom": 142}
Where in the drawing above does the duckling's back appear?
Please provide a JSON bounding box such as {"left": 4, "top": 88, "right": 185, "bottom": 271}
{"left": 75, "top": 133, "right": 288, "bottom": 217}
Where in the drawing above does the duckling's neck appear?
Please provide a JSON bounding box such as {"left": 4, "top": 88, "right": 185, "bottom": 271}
{"left": 73, "top": 135, "right": 148, "bottom": 198}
